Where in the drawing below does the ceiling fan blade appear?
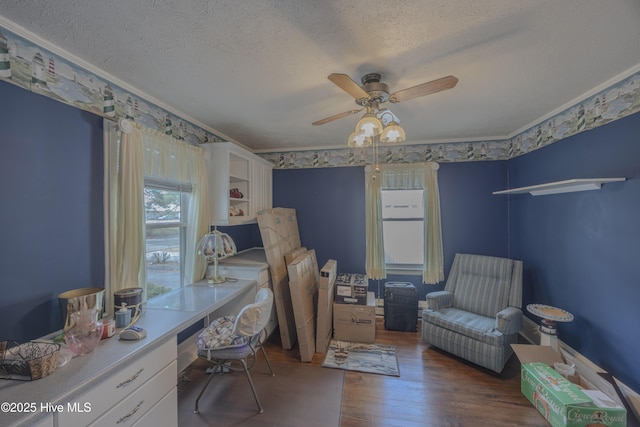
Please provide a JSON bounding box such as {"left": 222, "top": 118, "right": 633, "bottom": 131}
{"left": 328, "top": 73, "right": 371, "bottom": 100}
{"left": 312, "top": 109, "right": 363, "bottom": 126}
{"left": 389, "top": 75, "right": 459, "bottom": 103}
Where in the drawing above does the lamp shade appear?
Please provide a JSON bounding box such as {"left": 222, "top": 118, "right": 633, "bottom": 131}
{"left": 355, "top": 115, "right": 383, "bottom": 137}
{"left": 348, "top": 130, "right": 373, "bottom": 148}
{"left": 197, "top": 228, "right": 237, "bottom": 284}
{"left": 380, "top": 122, "right": 406, "bottom": 143}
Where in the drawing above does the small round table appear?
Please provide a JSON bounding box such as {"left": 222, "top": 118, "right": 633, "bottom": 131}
{"left": 526, "top": 304, "right": 574, "bottom": 350}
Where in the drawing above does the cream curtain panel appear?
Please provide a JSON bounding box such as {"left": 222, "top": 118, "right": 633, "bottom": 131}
{"left": 105, "top": 122, "right": 210, "bottom": 311}
{"left": 140, "top": 127, "right": 211, "bottom": 285}
{"left": 364, "top": 162, "right": 444, "bottom": 284}
{"left": 105, "top": 122, "right": 145, "bottom": 306}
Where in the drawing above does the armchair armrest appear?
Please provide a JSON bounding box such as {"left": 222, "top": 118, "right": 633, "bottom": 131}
{"left": 426, "top": 291, "right": 453, "bottom": 311}
{"left": 495, "top": 306, "right": 523, "bottom": 335}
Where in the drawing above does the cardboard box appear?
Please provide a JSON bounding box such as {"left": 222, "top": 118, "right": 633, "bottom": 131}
{"left": 512, "top": 344, "right": 626, "bottom": 427}
{"left": 284, "top": 246, "right": 307, "bottom": 267}
{"left": 287, "top": 251, "right": 319, "bottom": 362}
{"left": 316, "top": 259, "right": 337, "bottom": 353}
{"left": 333, "top": 292, "right": 376, "bottom": 343}
{"left": 334, "top": 273, "right": 368, "bottom": 305}
{"left": 257, "top": 208, "right": 302, "bottom": 350}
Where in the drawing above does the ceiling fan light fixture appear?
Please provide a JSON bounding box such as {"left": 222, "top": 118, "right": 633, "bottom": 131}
{"left": 380, "top": 122, "right": 406, "bottom": 143}
{"left": 314, "top": 71, "right": 457, "bottom": 149}
{"left": 348, "top": 130, "right": 372, "bottom": 148}
{"left": 355, "top": 114, "right": 383, "bottom": 137}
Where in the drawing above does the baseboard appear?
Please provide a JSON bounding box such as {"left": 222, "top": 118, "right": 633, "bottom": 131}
{"left": 520, "top": 315, "right": 541, "bottom": 344}
{"left": 521, "top": 316, "right": 640, "bottom": 420}
{"left": 177, "top": 328, "right": 202, "bottom": 374}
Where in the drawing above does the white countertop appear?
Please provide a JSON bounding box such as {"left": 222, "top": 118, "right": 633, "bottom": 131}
{"left": 218, "top": 247, "right": 268, "bottom": 269}
{"left": 214, "top": 247, "right": 270, "bottom": 282}
{"left": 0, "top": 279, "right": 256, "bottom": 427}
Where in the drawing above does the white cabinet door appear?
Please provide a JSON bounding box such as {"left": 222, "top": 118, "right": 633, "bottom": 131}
{"left": 250, "top": 159, "right": 273, "bottom": 218}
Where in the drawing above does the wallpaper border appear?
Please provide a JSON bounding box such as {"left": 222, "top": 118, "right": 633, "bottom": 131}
{"left": 1, "top": 20, "right": 639, "bottom": 169}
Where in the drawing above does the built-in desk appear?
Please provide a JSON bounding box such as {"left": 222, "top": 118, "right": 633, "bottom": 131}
{"left": 0, "top": 279, "right": 256, "bottom": 427}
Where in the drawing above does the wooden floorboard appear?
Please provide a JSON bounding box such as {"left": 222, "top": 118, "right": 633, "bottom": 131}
{"left": 178, "top": 318, "right": 548, "bottom": 427}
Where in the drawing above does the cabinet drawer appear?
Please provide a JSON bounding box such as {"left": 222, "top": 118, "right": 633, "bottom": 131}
{"left": 89, "top": 360, "right": 177, "bottom": 427}
{"left": 131, "top": 387, "right": 177, "bottom": 427}
{"left": 58, "top": 337, "right": 176, "bottom": 426}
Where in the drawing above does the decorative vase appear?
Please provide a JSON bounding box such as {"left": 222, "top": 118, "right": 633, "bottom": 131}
{"left": 64, "top": 309, "right": 104, "bottom": 356}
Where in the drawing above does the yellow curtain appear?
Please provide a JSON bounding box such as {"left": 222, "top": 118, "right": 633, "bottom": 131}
{"left": 423, "top": 163, "right": 444, "bottom": 284}
{"left": 104, "top": 122, "right": 145, "bottom": 305}
{"left": 365, "top": 166, "right": 385, "bottom": 279}
{"left": 104, "top": 121, "right": 210, "bottom": 314}
{"left": 364, "top": 162, "right": 444, "bottom": 284}
{"left": 140, "top": 127, "right": 211, "bottom": 284}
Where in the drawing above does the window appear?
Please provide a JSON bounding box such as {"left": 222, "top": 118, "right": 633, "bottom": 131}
{"left": 365, "top": 163, "right": 443, "bottom": 284}
{"left": 381, "top": 189, "right": 425, "bottom": 272}
{"left": 144, "top": 179, "right": 191, "bottom": 299}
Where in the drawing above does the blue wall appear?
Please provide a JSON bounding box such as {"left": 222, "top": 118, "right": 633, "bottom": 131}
{"left": 273, "top": 160, "right": 509, "bottom": 299}
{"left": 3, "top": 73, "right": 638, "bottom": 393}
{"left": 217, "top": 223, "right": 263, "bottom": 252}
{"left": 507, "top": 112, "right": 640, "bottom": 392}
{"left": 0, "top": 81, "right": 104, "bottom": 340}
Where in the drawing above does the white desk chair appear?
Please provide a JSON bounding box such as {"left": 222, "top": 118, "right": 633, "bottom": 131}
{"left": 194, "top": 288, "right": 275, "bottom": 414}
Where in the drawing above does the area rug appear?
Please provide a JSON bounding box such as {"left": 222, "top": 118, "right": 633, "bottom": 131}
{"left": 322, "top": 340, "right": 400, "bottom": 377}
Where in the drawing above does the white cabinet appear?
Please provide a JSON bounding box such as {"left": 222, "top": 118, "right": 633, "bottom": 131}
{"left": 204, "top": 142, "right": 273, "bottom": 225}
{"left": 57, "top": 337, "right": 177, "bottom": 427}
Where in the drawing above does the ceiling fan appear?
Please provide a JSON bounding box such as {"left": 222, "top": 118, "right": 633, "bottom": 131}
{"left": 312, "top": 72, "right": 459, "bottom": 126}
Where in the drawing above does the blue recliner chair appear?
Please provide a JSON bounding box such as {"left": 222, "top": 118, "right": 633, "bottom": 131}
{"left": 422, "top": 253, "right": 523, "bottom": 373}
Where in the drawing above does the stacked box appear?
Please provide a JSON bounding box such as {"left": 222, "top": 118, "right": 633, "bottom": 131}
{"left": 333, "top": 292, "right": 376, "bottom": 343}
{"left": 383, "top": 282, "right": 418, "bottom": 332}
{"left": 316, "top": 259, "right": 337, "bottom": 353}
{"left": 334, "top": 273, "right": 368, "bottom": 305}
{"left": 512, "top": 345, "right": 626, "bottom": 427}
{"left": 287, "top": 252, "right": 318, "bottom": 362}
{"left": 284, "top": 246, "right": 307, "bottom": 267}
{"left": 257, "top": 208, "right": 301, "bottom": 350}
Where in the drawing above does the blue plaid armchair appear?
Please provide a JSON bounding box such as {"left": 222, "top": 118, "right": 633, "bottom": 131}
{"left": 422, "top": 253, "right": 523, "bottom": 373}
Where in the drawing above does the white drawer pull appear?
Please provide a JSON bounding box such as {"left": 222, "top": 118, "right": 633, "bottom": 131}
{"left": 116, "top": 400, "right": 144, "bottom": 424}
{"left": 116, "top": 368, "right": 144, "bottom": 388}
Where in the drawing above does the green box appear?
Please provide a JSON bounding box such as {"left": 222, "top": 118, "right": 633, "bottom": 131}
{"left": 513, "top": 345, "right": 626, "bottom": 427}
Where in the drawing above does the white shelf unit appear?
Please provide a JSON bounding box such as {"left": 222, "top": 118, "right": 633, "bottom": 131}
{"left": 493, "top": 178, "right": 625, "bottom": 196}
{"left": 205, "top": 142, "right": 273, "bottom": 225}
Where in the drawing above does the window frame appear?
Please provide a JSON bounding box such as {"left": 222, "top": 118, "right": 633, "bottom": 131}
{"left": 144, "top": 178, "right": 192, "bottom": 298}
{"left": 381, "top": 188, "right": 426, "bottom": 275}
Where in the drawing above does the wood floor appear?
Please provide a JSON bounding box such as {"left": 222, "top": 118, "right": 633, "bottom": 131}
{"left": 178, "top": 318, "right": 548, "bottom": 426}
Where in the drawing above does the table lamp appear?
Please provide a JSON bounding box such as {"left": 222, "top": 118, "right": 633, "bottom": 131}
{"left": 197, "top": 227, "right": 237, "bottom": 284}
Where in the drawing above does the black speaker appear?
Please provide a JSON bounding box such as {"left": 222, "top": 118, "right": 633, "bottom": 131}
{"left": 383, "top": 282, "right": 418, "bottom": 332}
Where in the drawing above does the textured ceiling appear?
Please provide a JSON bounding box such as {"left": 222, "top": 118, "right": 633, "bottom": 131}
{"left": 1, "top": 1, "right": 639, "bottom": 152}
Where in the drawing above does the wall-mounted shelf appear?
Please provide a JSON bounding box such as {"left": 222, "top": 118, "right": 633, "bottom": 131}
{"left": 493, "top": 178, "right": 626, "bottom": 196}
